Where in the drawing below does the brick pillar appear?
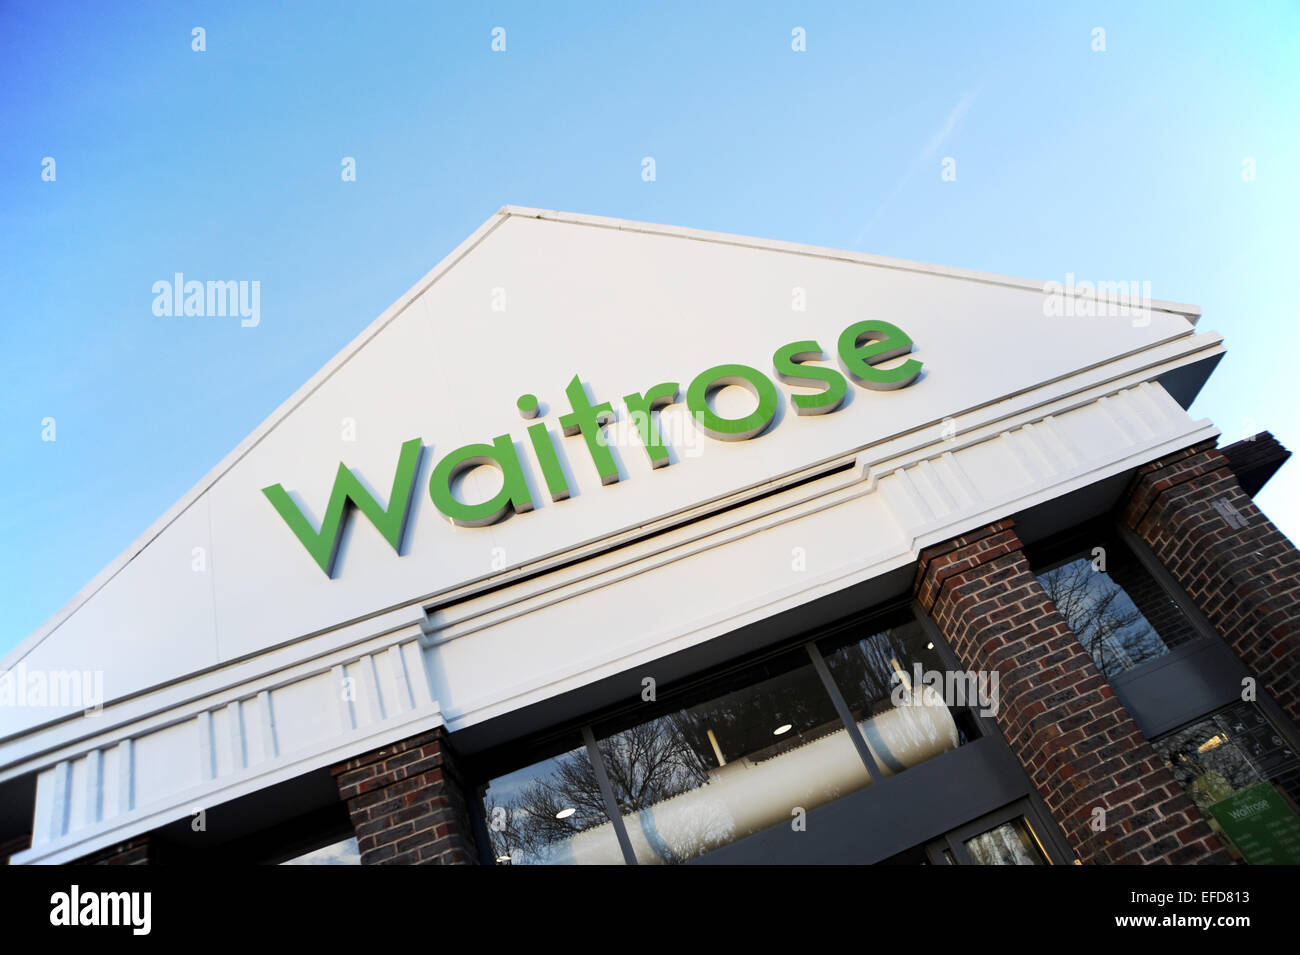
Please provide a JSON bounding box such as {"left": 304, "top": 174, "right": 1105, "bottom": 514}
{"left": 915, "top": 519, "right": 1229, "bottom": 865}
{"left": 1123, "top": 441, "right": 1300, "bottom": 726}
{"left": 76, "top": 835, "right": 153, "bottom": 865}
{"left": 332, "top": 726, "right": 478, "bottom": 865}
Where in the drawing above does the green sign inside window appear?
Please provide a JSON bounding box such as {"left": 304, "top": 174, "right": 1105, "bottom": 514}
{"left": 1207, "top": 782, "right": 1300, "bottom": 865}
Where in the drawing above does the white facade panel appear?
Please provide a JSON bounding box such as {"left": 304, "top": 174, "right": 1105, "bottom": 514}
{"left": 2, "top": 210, "right": 1214, "bottom": 737}
{"left": 1, "top": 209, "right": 1227, "bottom": 863}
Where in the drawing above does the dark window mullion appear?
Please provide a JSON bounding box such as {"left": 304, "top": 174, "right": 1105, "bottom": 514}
{"left": 581, "top": 725, "right": 639, "bottom": 865}
{"left": 806, "top": 642, "right": 886, "bottom": 783}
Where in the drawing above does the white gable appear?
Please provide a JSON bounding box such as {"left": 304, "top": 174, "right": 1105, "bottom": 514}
{"left": 2, "top": 207, "right": 1221, "bottom": 750}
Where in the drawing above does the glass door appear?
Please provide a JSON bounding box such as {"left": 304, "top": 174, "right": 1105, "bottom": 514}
{"left": 918, "top": 801, "right": 1054, "bottom": 865}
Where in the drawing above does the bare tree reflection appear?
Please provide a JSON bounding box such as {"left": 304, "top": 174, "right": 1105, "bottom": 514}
{"left": 1039, "top": 557, "right": 1165, "bottom": 676}
{"left": 485, "top": 663, "right": 847, "bottom": 863}
{"left": 485, "top": 636, "right": 962, "bottom": 864}
{"left": 596, "top": 718, "right": 712, "bottom": 809}
{"left": 823, "top": 627, "right": 911, "bottom": 709}
{"left": 484, "top": 749, "right": 606, "bottom": 864}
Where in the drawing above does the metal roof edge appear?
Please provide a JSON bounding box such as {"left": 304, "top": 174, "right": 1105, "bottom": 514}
{"left": 497, "top": 205, "right": 1203, "bottom": 321}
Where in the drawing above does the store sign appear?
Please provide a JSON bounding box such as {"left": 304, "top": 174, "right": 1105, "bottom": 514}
{"left": 1207, "top": 783, "right": 1300, "bottom": 865}
{"left": 262, "top": 319, "right": 923, "bottom": 576}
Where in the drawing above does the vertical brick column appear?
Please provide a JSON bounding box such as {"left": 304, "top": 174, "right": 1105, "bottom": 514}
{"left": 332, "top": 726, "right": 478, "bottom": 865}
{"left": 915, "top": 519, "right": 1229, "bottom": 865}
{"left": 1123, "top": 441, "right": 1300, "bottom": 726}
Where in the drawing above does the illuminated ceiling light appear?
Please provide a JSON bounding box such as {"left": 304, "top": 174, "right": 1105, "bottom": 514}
{"left": 773, "top": 723, "right": 793, "bottom": 736}
{"left": 555, "top": 807, "right": 577, "bottom": 819}
{"left": 926, "top": 642, "right": 934, "bottom": 650}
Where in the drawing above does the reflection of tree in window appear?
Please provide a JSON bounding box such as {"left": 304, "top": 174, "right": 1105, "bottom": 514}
{"left": 668, "top": 666, "right": 841, "bottom": 767}
{"left": 597, "top": 717, "right": 729, "bottom": 862}
{"left": 484, "top": 749, "right": 605, "bottom": 864}
{"left": 963, "top": 819, "right": 1045, "bottom": 865}
{"left": 823, "top": 627, "right": 916, "bottom": 716}
{"left": 483, "top": 633, "right": 967, "bottom": 865}
{"left": 821, "top": 621, "right": 972, "bottom": 752}
{"left": 597, "top": 662, "right": 845, "bottom": 817}
{"left": 1038, "top": 557, "right": 1169, "bottom": 677}
{"left": 596, "top": 717, "right": 712, "bottom": 814}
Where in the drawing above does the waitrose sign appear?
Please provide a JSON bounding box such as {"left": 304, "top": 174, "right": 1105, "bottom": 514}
{"left": 262, "top": 319, "right": 923, "bottom": 577}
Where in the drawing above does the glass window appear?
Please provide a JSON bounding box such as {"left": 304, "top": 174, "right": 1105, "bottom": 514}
{"left": 962, "top": 817, "right": 1047, "bottom": 865}
{"left": 818, "top": 612, "right": 979, "bottom": 772}
{"left": 592, "top": 649, "right": 866, "bottom": 864}
{"left": 1153, "top": 702, "right": 1300, "bottom": 862}
{"left": 1037, "top": 532, "right": 1200, "bottom": 677}
{"left": 280, "top": 835, "right": 360, "bottom": 865}
{"left": 475, "top": 607, "right": 989, "bottom": 865}
{"left": 482, "top": 741, "right": 615, "bottom": 865}
{"left": 882, "top": 800, "right": 1058, "bottom": 865}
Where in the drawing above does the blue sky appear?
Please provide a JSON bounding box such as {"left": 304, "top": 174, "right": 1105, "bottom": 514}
{"left": 1, "top": 1, "right": 1297, "bottom": 656}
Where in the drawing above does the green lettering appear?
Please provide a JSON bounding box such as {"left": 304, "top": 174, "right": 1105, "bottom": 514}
{"left": 261, "top": 438, "right": 422, "bottom": 576}
{"left": 623, "top": 382, "right": 679, "bottom": 468}
{"left": 559, "top": 375, "right": 620, "bottom": 485}
{"left": 686, "top": 363, "right": 779, "bottom": 441}
{"left": 836, "top": 320, "right": 922, "bottom": 390}
{"left": 772, "top": 341, "right": 847, "bottom": 415}
{"left": 526, "top": 423, "right": 570, "bottom": 501}
{"left": 429, "top": 434, "right": 535, "bottom": 527}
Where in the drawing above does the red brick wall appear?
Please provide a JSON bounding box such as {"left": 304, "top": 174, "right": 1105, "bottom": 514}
{"left": 915, "top": 519, "right": 1229, "bottom": 864}
{"left": 332, "top": 726, "right": 478, "bottom": 865}
{"left": 1123, "top": 442, "right": 1300, "bottom": 727}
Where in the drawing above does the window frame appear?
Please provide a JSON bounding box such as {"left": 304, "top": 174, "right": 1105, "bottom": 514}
{"left": 1152, "top": 700, "right": 1300, "bottom": 799}
{"left": 1025, "top": 517, "right": 1222, "bottom": 678}
{"left": 923, "top": 798, "right": 1059, "bottom": 865}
